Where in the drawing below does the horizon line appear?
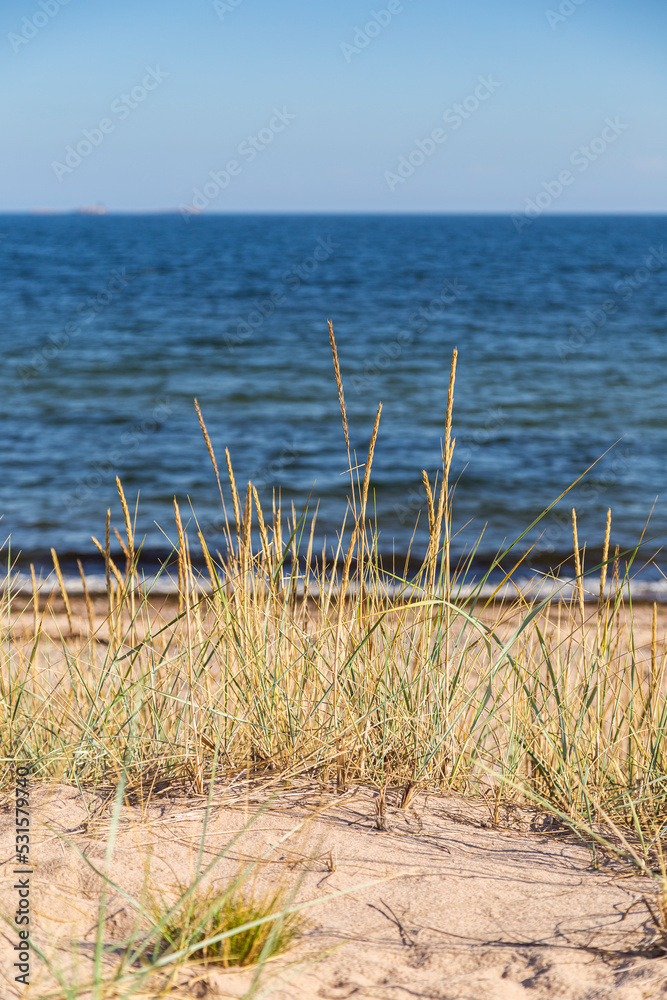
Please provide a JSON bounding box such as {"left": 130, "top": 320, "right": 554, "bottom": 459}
{"left": 2, "top": 208, "right": 667, "bottom": 217}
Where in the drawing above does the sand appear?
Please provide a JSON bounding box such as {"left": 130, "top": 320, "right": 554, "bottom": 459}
{"left": 2, "top": 594, "right": 666, "bottom": 996}
{"left": 9, "top": 592, "right": 666, "bottom": 659}
{"left": 1, "top": 781, "right": 666, "bottom": 999}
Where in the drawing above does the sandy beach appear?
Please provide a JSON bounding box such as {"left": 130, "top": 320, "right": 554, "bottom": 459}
{"left": 2, "top": 589, "right": 666, "bottom": 997}
{"left": 2, "top": 779, "right": 666, "bottom": 999}
{"left": 8, "top": 590, "right": 665, "bottom": 668}
{"left": 4, "top": 3, "right": 666, "bottom": 994}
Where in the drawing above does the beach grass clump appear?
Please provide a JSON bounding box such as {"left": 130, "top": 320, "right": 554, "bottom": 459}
{"left": 23, "top": 767, "right": 312, "bottom": 999}
{"left": 149, "top": 885, "right": 302, "bottom": 970}
{"left": 1, "top": 321, "right": 666, "bottom": 872}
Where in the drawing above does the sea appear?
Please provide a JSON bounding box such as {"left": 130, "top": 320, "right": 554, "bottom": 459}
{"left": 1, "top": 213, "right": 666, "bottom": 597}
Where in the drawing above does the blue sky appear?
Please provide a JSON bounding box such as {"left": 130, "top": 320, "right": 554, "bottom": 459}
{"left": 1, "top": 0, "right": 665, "bottom": 212}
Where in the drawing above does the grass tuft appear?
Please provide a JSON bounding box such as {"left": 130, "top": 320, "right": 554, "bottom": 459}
{"left": 150, "top": 885, "right": 303, "bottom": 969}
{"left": 1, "top": 329, "right": 666, "bottom": 875}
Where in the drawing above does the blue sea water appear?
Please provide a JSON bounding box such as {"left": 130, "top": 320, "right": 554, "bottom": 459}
{"left": 1, "top": 213, "right": 666, "bottom": 585}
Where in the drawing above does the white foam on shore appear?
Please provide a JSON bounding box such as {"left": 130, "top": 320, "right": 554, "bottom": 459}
{"left": 6, "top": 570, "right": 667, "bottom": 603}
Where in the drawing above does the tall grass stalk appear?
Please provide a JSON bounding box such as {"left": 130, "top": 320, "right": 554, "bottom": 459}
{"left": 1, "top": 333, "right": 665, "bottom": 865}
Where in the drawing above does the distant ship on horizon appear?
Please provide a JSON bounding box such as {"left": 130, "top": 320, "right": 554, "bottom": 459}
{"left": 74, "top": 203, "right": 107, "bottom": 215}
{"left": 30, "top": 203, "right": 108, "bottom": 215}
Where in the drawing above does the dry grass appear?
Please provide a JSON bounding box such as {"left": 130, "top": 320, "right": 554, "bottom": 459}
{"left": 2, "top": 328, "right": 667, "bottom": 875}
{"left": 9, "top": 776, "right": 335, "bottom": 999}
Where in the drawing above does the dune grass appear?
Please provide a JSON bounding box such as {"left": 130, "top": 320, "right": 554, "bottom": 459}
{"left": 1, "top": 323, "right": 666, "bottom": 874}
{"left": 149, "top": 884, "right": 302, "bottom": 970}
{"left": 21, "top": 768, "right": 351, "bottom": 999}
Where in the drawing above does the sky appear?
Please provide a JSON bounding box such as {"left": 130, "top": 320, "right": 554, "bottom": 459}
{"left": 1, "top": 0, "right": 666, "bottom": 213}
